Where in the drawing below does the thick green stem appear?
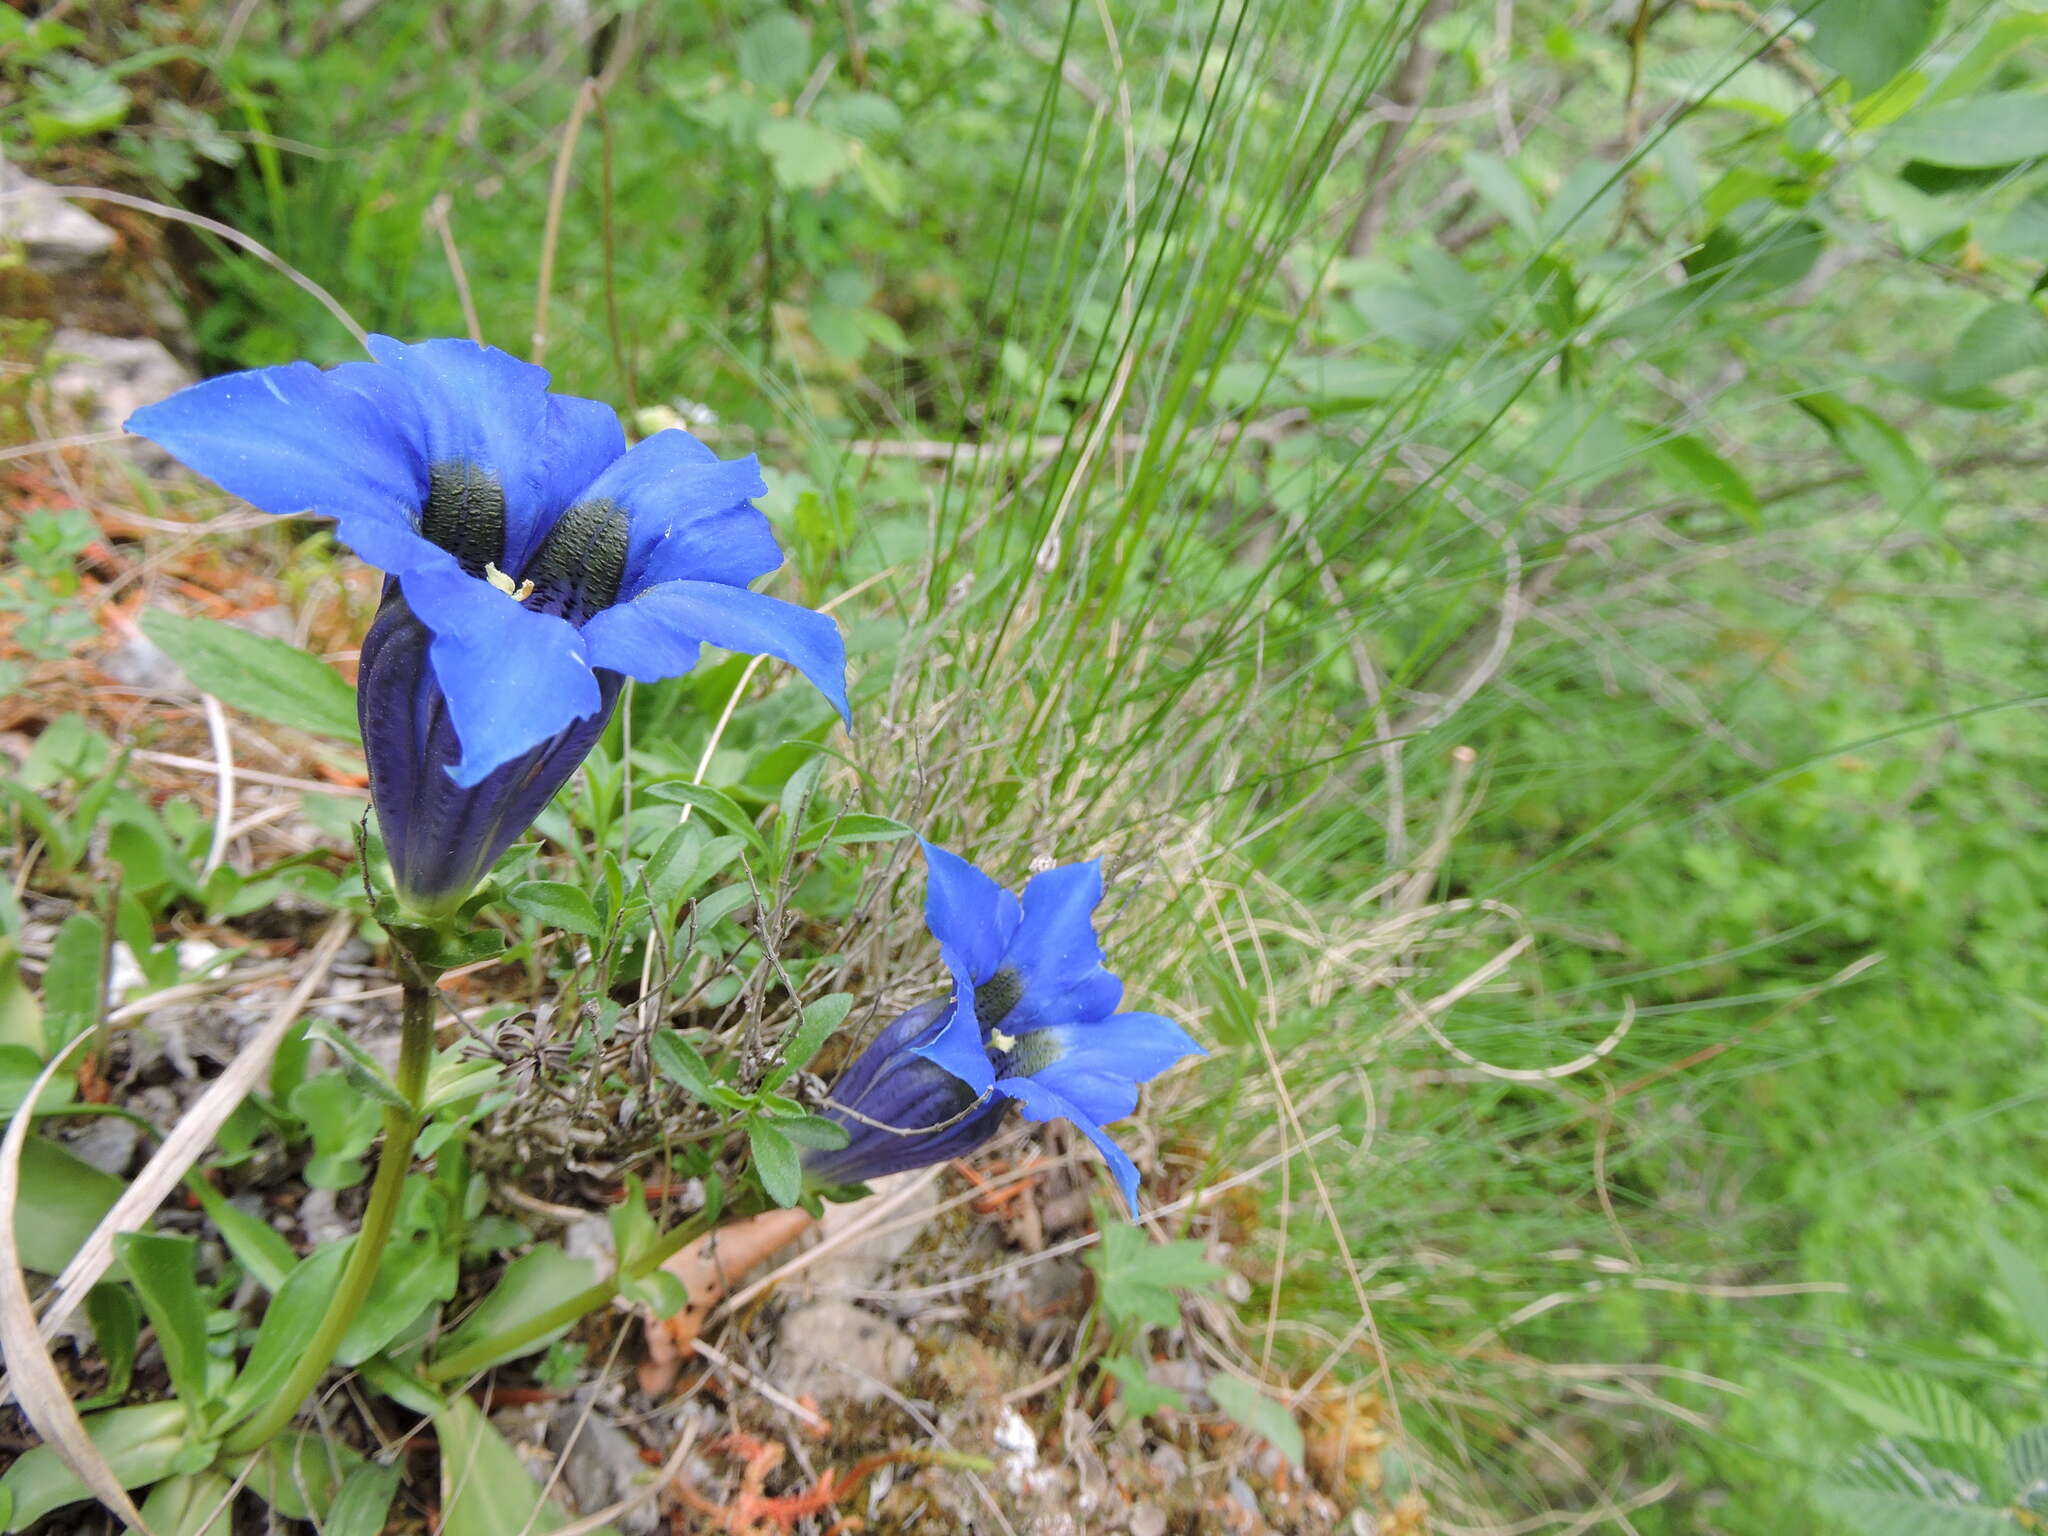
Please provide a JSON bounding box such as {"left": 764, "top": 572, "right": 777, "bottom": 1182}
{"left": 223, "top": 976, "right": 436, "bottom": 1453}
{"left": 423, "top": 1205, "right": 720, "bottom": 1383}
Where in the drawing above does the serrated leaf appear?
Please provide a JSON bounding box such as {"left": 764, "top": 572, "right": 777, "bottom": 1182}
{"left": 1806, "top": 0, "right": 1942, "bottom": 96}
{"left": 1085, "top": 1221, "right": 1225, "bottom": 1330}
{"left": 1209, "top": 1374, "right": 1305, "bottom": 1470}
{"left": 140, "top": 609, "right": 361, "bottom": 742}
{"left": 748, "top": 1120, "right": 802, "bottom": 1207}
{"left": 2006, "top": 1425, "right": 2048, "bottom": 1507}
{"left": 1100, "top": 1353, "right": 1186, "bottom": 1419}
{"left": 1802, "top": 1363, "right": 2005, "bottom": 1457}
{"left": 1939, "top": 303, "right": 2048, "bottom": 395}
{"left": 1888, "top": 92, "right": 2048, "bottom": 169}
{"left": 505, "top": 880, "right": 604, "bottom": 939}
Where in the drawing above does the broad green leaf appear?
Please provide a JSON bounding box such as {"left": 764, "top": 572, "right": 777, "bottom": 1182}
{"left": 216, "top": 1240, "right": 350, "bottom": 1430}
{"left": 1939, "top": 302, "right": 2048, "bottom": 395}
{"left": 1802, "top": 1362, "right": 2004, "bottom": 1456}
{"left": 1209, "top": 1374, "right": 1305, "bottom": 1470}
{"left": 0, "top": 1401, "right": 188, "bottom": 1531}
{"left": 776, "top": 752, "right": 827, "bottom": 851}
{"left": 187, "top": 1178, "right": 296, "bottom": 1292}
{"left": 1461, "top": 150, "right": 1539, "bottom": 241}
{"left": 140, "top": 609, "right": 361, "bottom": 742}
{"left": 1810, "top": 1485, "right": 2010, "bottom": 1536}
{"left": 609, "top": 1175, "right": 661, "bottom": 1268}
{"left": 505, "top": 879, "right": 605, "bottom": 939}
{"left": 1797, "top": 394, "right": 1939, "bottom": 525}
{"left": 1100, "top": 1353, "right": 1186, "bottom": 1419}
{"left": 304, "top": 1018, "right": 408, "bottom": 1110}
{"left": 113, "top": 1232, "right": 215, "bottom": 1419}
{"left": 748, "top": 1120, "right": 802, "bottom": 1206}
{"left": 1645, "top": 430, "right": 1761, "bottom": 527}
{"left": 339, "top": 1216, "right": 458, "bottom": 1366}
{"left": 234, "top": 1432, "right": 365, "bottom": 1521}
{"left": 435, "top": 1395, "right": 620, "bottom": 1536}
{"left": 734, "top": 9, "right": 808, "bottom": 95}
{"left": 290, "top": 1070, "right": 386, "bottom": 1187}
{"left": 1085, "top": 1220, "right": 1226, "bottom": 1330}
{"left": 1806, "top": 0, "right": 1942, "bottom": 96}
{"left": 1928, "top": 13, "right": 2048, "bottom": 105}
{"left": 0, "top": 941, "right": 44, "bottom": 1050}
{"left": 14, "top": 1134, "right": 124, "bottom": 1276}
{"left": 1888, "top": 92, "right": 2048, "bottom": 168}
{"left": 642, "top": 822, "right": 704, "bottom": 906}
{"left": 0, "top": 1042, "right": 72, "bottom": 1115}
{"left": 2008, "top": 1425, "right": 2048, "bottom": 1503}
{"left": 40, "top": 911, "right": 103, "bottom": 1052}
{"left": 763, "top": 992, "right": 853, "bottom": 1088}
{"left": 796, "top": 813, "right": 915, "bottom": 851}
{"left": 139, "top": 1471, "right": 235, "bottom": 1536}
{"left": 770, "top": 1113, "right": 850, "bottom": 1151}
{"left": 325, "top": 1463, "right": 402, "bottom": 1536}
{"left": 80, "top": 1283, "right": 141, "bottom": 1409}
{"left": 651, "top": 1030, "right": 719, "bottom": 1103}
{"left": 431, "top": 1242, "right": 598, "bottom": 1372}
{"left": 645, "top": 780, "right": 765, "bottom": 849}
{"left": 759, "top": 118, "right": 851, "bottom": 192}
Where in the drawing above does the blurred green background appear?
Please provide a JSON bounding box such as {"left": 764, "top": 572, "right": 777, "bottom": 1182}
{"left": 7, "top": 0, "right": 2048, "bottom": 1530}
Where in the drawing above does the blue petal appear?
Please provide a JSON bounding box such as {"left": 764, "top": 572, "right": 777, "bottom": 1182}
{"left": 525, "top": 393, "right": 628, "bottom": 571}
{"left": 1035, "top": 1012, "right": 1206, "bottom": 1093}
{"left": 399, "top": 561, "right": 604, "bottom": 787}
{"left": 920, "top": 842, "right": 1022, "bottom": 983}
{"left": 577, "top": 580, "right": 850, "bottom": 721}
{"left": 1002, "top": 861, "right": 1123, "bottom": 1030}
{"left": 124, "top": 361, "right": 433, "bottom": 575}
{"left": 567, "top": 431, "right": 780, "bottom": 597}
{"left": 364, "top": 336, "right": 560, "bottom": 567}
{"left": 995, "top": 1076, "right": 1144, "bottom": 1216}
{"left": 909, "top": 947, "right": 998, "bottom": 1095}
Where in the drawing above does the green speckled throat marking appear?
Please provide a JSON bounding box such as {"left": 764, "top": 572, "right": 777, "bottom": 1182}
{"left": 1002, "top": 1029, "right": 1063, "bottom": 1076}
{"left": 521, "top": 498, "right": 630, "bottom": 624}
{"left": 974, "top": 966, "right": 1025, "bottom": 1029}
{"left": 420, "top": 461, "right": 505, "bottom": 578}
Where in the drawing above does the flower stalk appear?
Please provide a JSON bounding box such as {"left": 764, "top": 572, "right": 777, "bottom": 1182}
{"left": 222, "top": 967, "right": 437, "bottom": 1454}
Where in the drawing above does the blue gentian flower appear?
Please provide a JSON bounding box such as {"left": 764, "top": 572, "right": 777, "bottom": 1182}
{"left": 804, "top": 842, "right": 1203, "bottom": 1213}
{"left": 126, "top": 337, "right": 848, "bottom": 917}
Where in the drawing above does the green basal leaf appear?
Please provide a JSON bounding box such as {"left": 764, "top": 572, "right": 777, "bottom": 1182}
{"left": 40, "top": 911, "right": 104, "bottom": 1053}
{"left": 138, "top": 1470, "right": 235, "bottom": 1536}
{"left": 0, "top": 1401, "right": 188, "bottom": 1531}
{"left": 644, "top": 780, "right": 766, "bottom": 851}
{"left": 435, "top": 1395, "right": 617, "bottom": 1536}
{"left": 431, "top": 1242, "right": 598, "bottom": 1373}
{"left": 14, "top": 1134, "right": 124, "bottom": 1276}
{"left": 140, "top": 609, "right": 361, "bottom": 742}
{"left": 235, "top": 1431, "right": 365, "bottom": 1521}
{"left": 325, "top": 1463, "right": 402, "bottom": 1536}
{"left": 113, "top": 1231, "right": 215, "bottom": 1423}
{"left": 1085, "top": 1220, "right": 1226, "bottom": 1330}
{"left": 214, "top": 1240, "right": 350, "bottom": 1431}
{"left": 187, "top": 1178, "right": 296, "bottom": 1292}
{"left": 80, "top": 1283, "right": 141, "bottom": 1410}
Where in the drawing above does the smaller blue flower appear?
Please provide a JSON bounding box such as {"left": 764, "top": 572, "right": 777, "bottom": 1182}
{"left": 806, "top": 842, "right": 1203, "bottom": 1213}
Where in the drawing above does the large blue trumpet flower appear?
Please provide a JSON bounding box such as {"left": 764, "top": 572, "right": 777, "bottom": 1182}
{"left": 805, "top": 843, "right": 1203, "bottom": 1213}
{"left": 126, "top": 337, "right": 848, "bottom": 917}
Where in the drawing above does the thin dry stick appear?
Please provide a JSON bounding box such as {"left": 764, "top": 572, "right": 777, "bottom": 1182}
{"left": 2, "top": 186, "right": 367, "bottom": 350}
{"left": 550, "top": 1419, "right": 702, "bottom": 1536}
{"left": 692, "top": 1337, "right": 829, "bottom": 1431}
{"left": 532, "top": 78, "right": 600, "bottom": 365}
{"left": 199, "top": 693, "right": 237, "bottom": 879}
{"left": 0, "top": 1036, "right": 160, "bottom": 1536}
{"left": 23, "top": 915, "right": 353, "bottom": 1357}
{"left": 428, "top": 193, "right": 486, "bottom": 345}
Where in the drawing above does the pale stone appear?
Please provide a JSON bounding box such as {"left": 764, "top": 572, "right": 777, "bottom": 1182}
{"left": 0, "top": 162, "right": 116, "bottom": 272}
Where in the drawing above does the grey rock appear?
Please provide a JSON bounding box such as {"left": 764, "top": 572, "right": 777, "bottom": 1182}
{"left": 100, "top": 628, "right": 184, "bottom": 693}
{"left": 45, "top": 329, "right": 195, "bottom": 470}
{"left": 61, "top": 1115, "right": 140, "bottom": 1177}
{"left": 547, "top": 1402, "right": 659, "bottom": 1536}
{"left": 1128, "top": 1504, "right": 1168, "bottom": 1536}
{"left": 297, "top": 1187, "right": 350, "bottom": 1247}
{"left": 775, "top": 1299, "right": 914, "bottom": 1404}
{"left": 0, "top": 162, "right": 116, "bottom": 272}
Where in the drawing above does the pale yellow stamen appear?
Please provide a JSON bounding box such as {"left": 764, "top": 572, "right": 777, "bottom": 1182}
{"left": 484, "top": 561, "right": 536, "bottom": 603}
{"left": 989, "top": 1027, "right": 1019, "bottom": 1053}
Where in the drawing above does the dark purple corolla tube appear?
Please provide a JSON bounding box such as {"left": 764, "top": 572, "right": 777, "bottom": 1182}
{"left": 804, "top": 843, "right": 1205, "bottom": 1215}
{"left": 127, "top": 336, "right": 849, "bottom": 918}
